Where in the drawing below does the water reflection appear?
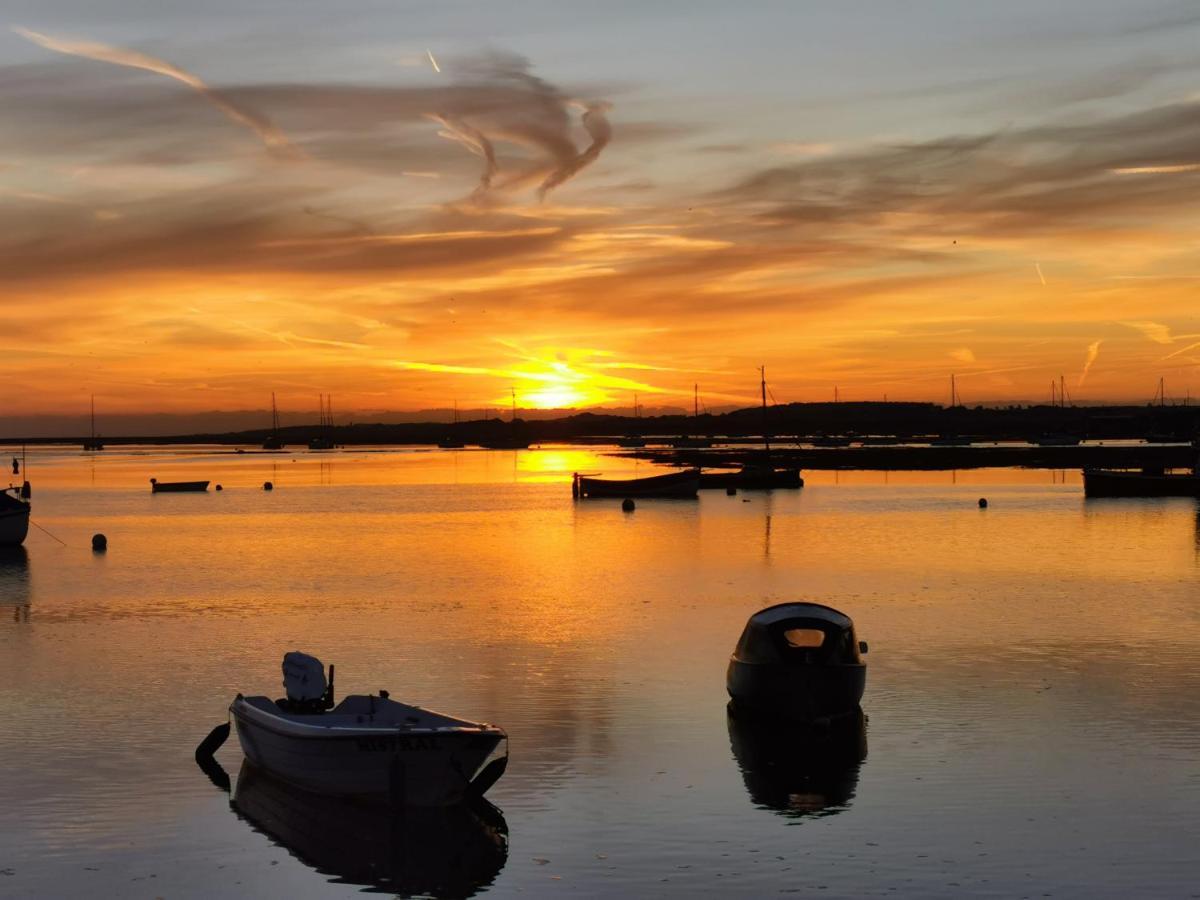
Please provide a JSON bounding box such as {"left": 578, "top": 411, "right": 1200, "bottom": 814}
{"left": 727, "top": 706, "right": 867, "bottom": 819}
{"left": 0, "top": 546, "right": 30, "bottom": 621}
{"left": 230, "top": 762, "right": 508, "bottom": 896}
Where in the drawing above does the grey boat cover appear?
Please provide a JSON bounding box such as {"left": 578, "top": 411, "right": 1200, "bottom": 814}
{"left": 282, "top": 651, "right": 327, "bottom": 701}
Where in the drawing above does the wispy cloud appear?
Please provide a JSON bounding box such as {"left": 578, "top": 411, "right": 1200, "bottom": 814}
{"left": 12, "top": 26, "right": 300, "bottom": 158}
{"left": 1078, "top": 340, "right": 1102, "bottom": 386}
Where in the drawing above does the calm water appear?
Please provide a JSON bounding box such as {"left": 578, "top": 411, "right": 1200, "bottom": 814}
{"left": 1, "top": 447, "right": 1198, "bottom": 898}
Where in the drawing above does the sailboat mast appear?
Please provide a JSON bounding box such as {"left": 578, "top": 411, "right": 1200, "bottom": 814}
{"left": 760, "top": 365, "right": 770, "bottom": 454}
{"left": 90, "top": 394, "right": 95, "bottom": 440}
{"left": 511, "top": 387, "right": 517, "bottom": 423}
{"left": 694, "top": 383, "right": 698, "bottom": 419}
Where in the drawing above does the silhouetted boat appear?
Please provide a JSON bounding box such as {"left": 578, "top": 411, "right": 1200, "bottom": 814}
{"left": 1083, "top": 468, "right": 1200, "bottom": 498}
{"left": 671, "top": 383, "right": 711, "bottom": 448}
{"left": 82, "top": 395, "right": 104, "bottom": 451}
{"left": 308, "top": 393, "right": 335, "bottom": 450}
{"left": 149, "top": 478, "right": 209, "bottom": 493}
{"left": 478, "top": 389, "right": 529, "bottom": 449}
{"left": 230, "top": 653, "right": 508, "bottom": 806}
{"left": 808, "top": 436, "right": 853, "bottom": 447}
{"left": 728, "top": 704, "right": 866, "bottom": 818}
{"left": 700, "top": 467, "right": 803, "bottom": 490}
{"left": 231, "top": 762, "right": 508, "bottom": 895}
{"left": 728, "top": 602, "right": 868, "bottom": 722}
{"left": 438, "top": 400, "right": 466, "bottom": 449}
{"left": 263, "top": 392, "right": 285, "bottom": 450}
{"left": 0, "top": 483, "right": 31, "bottom": 546}
{"left": 573, "top": 468, "right": 700, "bottom": 499}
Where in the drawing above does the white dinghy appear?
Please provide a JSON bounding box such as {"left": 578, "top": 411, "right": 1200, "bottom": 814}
{"left": 227, "top": 653, "right": 508, "bottom": 807}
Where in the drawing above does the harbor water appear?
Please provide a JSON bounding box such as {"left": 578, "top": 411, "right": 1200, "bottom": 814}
{"left": 1, "top": 447, "right": 1198, "bottom": 897}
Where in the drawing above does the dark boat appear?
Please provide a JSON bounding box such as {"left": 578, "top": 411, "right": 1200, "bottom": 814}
{"left": 728, "top": 704, "right": 866, "bottom": 818}
{"left": 700, "top": 466, "right": 803, "bottom": 490}
{"left": 0, "top": 483, "right": 31, "bottom": 546}
{"left": 808, "top": 436, "right": 853, "bottom": 447}
{"left": 150, "top": 478, "right": 210, "bottom": 493}
{"left": 1083, "top": 468, "right": 1200, "bottom": 498}
{"left": 227, "top": 762, "right": 508, "bottom": 895}
{"left": 727, "top": 602, "right": 867, "bottom": 722}
{"left": 573, "top": 468, "right": 700, "bottom": 499}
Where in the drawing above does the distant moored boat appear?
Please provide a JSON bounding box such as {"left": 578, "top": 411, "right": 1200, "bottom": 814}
{"left": 1082, "top": 468, "right": 1200, "bottom": 498}
{"left": 150, "top": 478, "right": 210, "bottom": 493}
{"left": 573, "top": 468, "right": 700, "bottom": 499}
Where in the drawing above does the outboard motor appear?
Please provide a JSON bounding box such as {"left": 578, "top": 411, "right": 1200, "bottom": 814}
{"left": 280, "top": 651, "right": 335, "bottom": 713}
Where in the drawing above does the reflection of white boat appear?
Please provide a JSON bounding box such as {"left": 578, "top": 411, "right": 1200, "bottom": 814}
{"left": 0, "top": 483, "right": 31, "bottom": 546}
{"left": 232, "top": 761, "right": 508, "bottom": 894}
{"left": 230, "top": 653, "right": 508, "bottom": 806}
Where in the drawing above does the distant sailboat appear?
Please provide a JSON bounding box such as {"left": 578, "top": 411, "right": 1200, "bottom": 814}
{"left": 308, "top": 394, "right": 335, "bottom": 450}
{"left": 262, "top": 393, "right": 285, "bottom": 450}
{"left": 438, "top": 400, "right": 465, "bottom": 449}
{"left": 83, "top": 395, "right": 104, "bottom": 451}
{"left": 671, "top": 384, "right": 712, "bottom": 448}
{"left": 617, "top": 392, "right": 646, "bottom": 448}
{"left": 478, "top": 389, "right": 530, "bottom": 450}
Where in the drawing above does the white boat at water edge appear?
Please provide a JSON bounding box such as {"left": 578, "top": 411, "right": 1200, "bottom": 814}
{"left": 229, "top": 653, "right": 508, "bottom": 807}
{"left": 0, "top": 483, "right": 31, "bottom": 546}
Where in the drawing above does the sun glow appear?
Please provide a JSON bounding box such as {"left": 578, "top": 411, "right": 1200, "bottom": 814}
{"left": 519, "top": 383, "right": 596, "bottom": 409}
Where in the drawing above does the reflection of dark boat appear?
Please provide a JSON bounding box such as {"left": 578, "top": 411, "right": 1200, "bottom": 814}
{"left": 0, "top": 546, "right": 30, "bottom": 612}
{"left": 727, "top": 602, "right": 867, "bottom": 721}
{"left": 231, "top": 762, "right": 508, "bottom": 895}
{"left": 230, "top": 653, "right": 508, "bottom": 806}
{"left": 0, "top": 483, "right": 31, "bottom": 546}
{"left": 728, "top": 705, "right": 866, "bottom": 818}
{"left": 1083, "top": 468, "right": 1200, "bottom": 497}
{"left": 150, "top": 478, "right": 209, "bottom": 493}
{"left": 573, "top": 468, "right": 700, "bottom": 499}
{"left": 700, "top": 466, "right": 803, "bottom": 490}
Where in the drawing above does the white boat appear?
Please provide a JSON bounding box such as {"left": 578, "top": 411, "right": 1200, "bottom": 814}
{"left": 0, "top": 483, "right": 31, "bottom": 547}
{"left": 229, "top": 653, "right": 508, "bottom": 806}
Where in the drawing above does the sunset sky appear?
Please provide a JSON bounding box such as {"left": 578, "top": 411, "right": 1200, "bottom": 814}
{"left": 4, "top": 0, "right": 1200, "bottom": 423}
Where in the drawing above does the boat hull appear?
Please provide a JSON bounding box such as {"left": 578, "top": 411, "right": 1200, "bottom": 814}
{"left": 0, "top": 504, "right": 30, "bottom": 547}
{"left": 150, "top": 480, "right": 210, "bottom": 493}
{"left": 231, "top": 697, "right": 505, "bottom": 806}
{"left": 1083, "top": 469, "right": 1200, "bottom": 498}
{"left": 727, "top": 660, "right": 866, "bottom": 722}
{"left": 575, "top": 469, "right": 700, "bottom": 498}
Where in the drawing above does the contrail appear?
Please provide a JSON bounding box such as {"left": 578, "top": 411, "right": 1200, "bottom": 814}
{"left": 426, "top": 49, "right": 441, "bottom": 73}
{"left": 538, "top": 101, "right": 612, "bottom": 199}
{"left": 1078, "top": 340, "right": 1102, "bottom": 387}
{"left": 13, "top": 26, "right": 299, "bottom": 158}
{"left": 1035, "top": 262, "right": 1046, "bottom": 286}
{"left": 429, "top": 114, "right": 498, "bottom": 200}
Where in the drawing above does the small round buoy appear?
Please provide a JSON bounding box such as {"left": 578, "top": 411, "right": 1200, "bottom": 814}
{"left": 978, "top": 497, "right": 988, "bottom": 508}
{"left": 91, "top": 533, "right": 107, "bottom": 552}
{"left": 726, "top": 486, "right": 737, "bottom": 496}
{"left": 215, "top": 484, "right": 223, "bottom": 491}
{"left": 621, "top": 498, "right": 635, "bottom": 512}
{"left": 263, "top": 481, "right": 274, "bottom": 491}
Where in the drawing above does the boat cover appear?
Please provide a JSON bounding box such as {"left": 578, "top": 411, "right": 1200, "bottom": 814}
{"left": 282, "top": 651, "right": 327, "bottom": 701}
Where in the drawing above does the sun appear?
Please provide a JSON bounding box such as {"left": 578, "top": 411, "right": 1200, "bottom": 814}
{"left": 519, "top": 384, "right": 594, "bottom": 409}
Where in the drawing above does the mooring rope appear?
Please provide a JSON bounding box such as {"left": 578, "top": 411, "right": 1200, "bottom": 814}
{"left": 29, "top": 519, "right": 68, "bottom": 547}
